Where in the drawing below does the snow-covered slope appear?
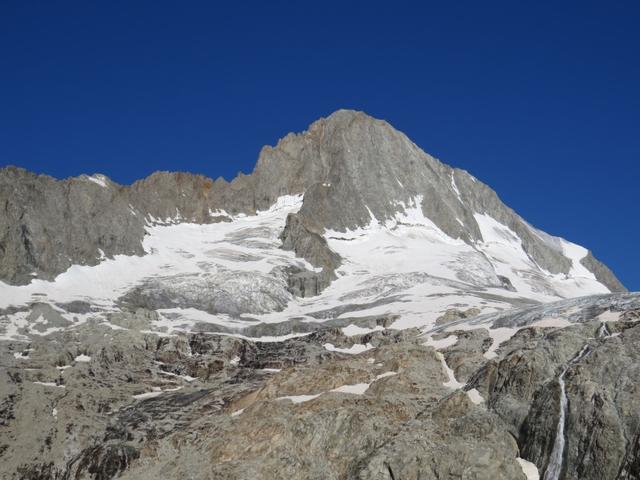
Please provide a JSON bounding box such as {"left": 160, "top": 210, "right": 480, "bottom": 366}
{"left": 1, "top": 110, "right": 635, "bottom": 480}
{"left": 0, "top": 110, "right": 626, "bottom": 345}
{"left": 0, "top": 192, "right": 614, "bottom": 342}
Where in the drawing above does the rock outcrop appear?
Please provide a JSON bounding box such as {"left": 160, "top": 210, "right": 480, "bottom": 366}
{"left": 0, "top": 109, "right": 634, "bottom": 480}
{"left": 0, "top": 110, "right": 625, "bottom": 293}
{"left": 1, "top": 294, "right": 639, "bottom": 479}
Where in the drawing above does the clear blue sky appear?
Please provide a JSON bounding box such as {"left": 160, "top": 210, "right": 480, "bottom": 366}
{"left": 1, "top": 1, "right": 638, "bottom": 290}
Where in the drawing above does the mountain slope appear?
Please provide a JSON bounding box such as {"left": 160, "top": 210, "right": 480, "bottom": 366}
{"left": 0, "top": 110, "right": 624, "bottom": 293}
{"left": 0, "top": 109, "right": 636, "bottom": 480}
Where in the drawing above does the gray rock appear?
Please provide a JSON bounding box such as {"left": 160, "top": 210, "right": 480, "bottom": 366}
{"left": 0, "top": 110, "right": 626, "bottom": 295}
{"left": 1, "top": 294, "right": 640, "bottom": 479}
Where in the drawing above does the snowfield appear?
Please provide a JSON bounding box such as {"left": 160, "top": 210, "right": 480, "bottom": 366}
{"left": 0, "top": 194, "right": 616, "bottom": 342}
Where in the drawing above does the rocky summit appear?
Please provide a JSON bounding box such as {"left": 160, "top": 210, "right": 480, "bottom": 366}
{"left": 0, "top": 110, "right": 637, "bottom": 480}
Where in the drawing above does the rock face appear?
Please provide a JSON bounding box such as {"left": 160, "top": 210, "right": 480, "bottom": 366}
{"left": 0, "top": 169, "right": 146, "bottom": 285}
{"left": 0, "top": 109, "right": 635, "bottom": 480}
{"left": 0, "top": 110, "right": 625, "bottom": 292}
{"left": 1, "top": 294, "right": 639, "bottom": 480}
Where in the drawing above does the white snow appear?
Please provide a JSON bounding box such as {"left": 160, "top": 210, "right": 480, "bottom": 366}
{"left": 164, "top": 386, "right": 184, "bottom": 393}
{"left": 322, "top": 343, "right": 374, "bottom": 354}
{"left": 133, "top": 391, "right": 163, "bottom": 400}
{"left": 277, "top": 371, "right": 397, "bottom": 404}
{"left": 231, "top": 408, "right": 245, "bottom": 417}
{"left": 157, "top": 371, "right": 197, "bottom": 382}
{"left": 215, "top": 332, "right": 311, "bottom": 343}
{"left": 32, "top": 381, "right": 65, "bottom": 389}
{"left": 477, "top": 317, "right": 575, "bottom": 360}
{"left": 375, "top": 371, "right": 398, "bottom": 380}
{"left": 436, "top": 352, "right": 464, "bottom": 389}
{"left": 483, "top": 327, "right": 517, "bottom": 360}
{"left": 86, "top": 174, "right": 108, "bottom": 187}
{"left": 0, "top": 195, "right": 306, "bottom": 312}
{"left": 598, "top": 310, "right": 621, "bottom": 323}
{"left": 278, "top": 393, "right": 322, "bottom": 404}
{"left": 437, "top": 352, "right": 484, "bottom": 403}
{"left": 474, "top": 213, "right": 609, "bottom": 299}
{"left": 331, "top": 383, "right": 370, "bottom": 395}
{"left": 52, "top": 408, "right": 58, "bottom": 417}
{"left": 450, "top": 172, "right": 463, "bottom": 202}
{"left": 132, "top": 385, "right": 184, "bottom": 400}
{"left": 0, "top": 192, "right": 615, "bottom": 348}
{"left": 560, "top": 239, "right": 596, "bottom": 280}
{"left": 517, "top": 457, "right": 540, "bottom": 480}
{"left": 74, "top": 354, "right": 91, "bottom": 362}
{"left": 423, "top": 334, "right": 458, "bottom": 350}
{"left": 341, "top": 324, "right": 384, "bottom": 337}
{"left": 229, "top": 356, "right": 240, "bottom": 365}
{"left": 466, "top": 388, "right": 484, "bottom": 404}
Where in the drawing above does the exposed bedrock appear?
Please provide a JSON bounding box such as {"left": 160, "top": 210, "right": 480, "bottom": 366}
{"left": 0, "top": 167, "right": 146, "bottom": 285}
{"left": 0, "top": 110, "right": 625, "bottom": 293}
{"left": 1, "top": 296, "right": 638, "bottom": 479}
{"left": 468, "top": 314, "right": 640, "bottom": 480}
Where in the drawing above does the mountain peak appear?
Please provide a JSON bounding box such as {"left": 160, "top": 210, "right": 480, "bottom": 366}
{"left": 0, "top": 111, "right": 625, "bottom": 295}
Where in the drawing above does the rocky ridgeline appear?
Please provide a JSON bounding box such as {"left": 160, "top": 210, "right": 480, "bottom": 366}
{"left": 0, "top": 110, "right": 624, "bottom": 292}
{"left": 0, "top": 295, "right": 638, "bottom": 479}
{"left": 1, "top": 110, "right": 635, "bottom": 480}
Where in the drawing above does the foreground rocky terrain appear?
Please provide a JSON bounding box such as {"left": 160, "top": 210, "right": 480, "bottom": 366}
{"left": 0, "top": 110, "right": 636, "bottom": 479}
{"left": 2, "top": 294, "right": 639, "bottom": 479}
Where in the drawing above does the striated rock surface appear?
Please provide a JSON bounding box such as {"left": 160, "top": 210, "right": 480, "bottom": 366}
{"left": 0, "top": 110, "right": 625, "bottom": 293}
{"left": 1, "top": 294, "right": 639, "bottom": 479}
{"left": 0, "top": 109, "right": 635, "bottom": 480}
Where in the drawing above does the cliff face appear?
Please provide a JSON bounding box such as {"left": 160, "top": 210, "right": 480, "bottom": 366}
{"left": 0, "top": 110, "right": 635, "bottom": 480}
{"left": 0, "top": 168, "right": 146, "bottom": 284}
{"left": 2, "top": 293, "right": 639, "bottom": 480}
{"left": 0, "top": 110, "right": 625, "bottom": 292}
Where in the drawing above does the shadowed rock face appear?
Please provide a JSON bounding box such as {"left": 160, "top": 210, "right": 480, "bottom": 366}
{"left": 0, "top": 109, "right": 626, "bottom": 292}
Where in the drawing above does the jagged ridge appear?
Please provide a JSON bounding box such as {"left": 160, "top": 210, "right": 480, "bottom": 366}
{"left": 0, "top": 110, "right": 625, "bottom": 294}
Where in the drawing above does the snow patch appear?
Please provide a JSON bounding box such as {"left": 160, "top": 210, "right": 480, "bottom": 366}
{"left": 322, "top": 343, "right": 374, "bottom": 354}
{"left": 32, "top": 381, "right": 65, "bottom": 389}
{"left": 331, "top": 383, "right": 370, "bottom": 395}
{"left": 423, "top": 334, "right": 458, "bottom": 350}
{"left": 483, "top": 327, "right": 518, "bottom": 359}
{"left": 517, "top": 458, "right": 540, "bottom": 480}
{"left": 341, "top": 324, "right": 384, "bottom": 337}
{"left": 466, "top": 388, "right": 484, "bottom": 404}
{"left": 278, "top": 393, "right": 322, "bottom": 404}
{"left": 450, "top": 172, "right": 463, "bottom": 202}
{"left": 86, "top": 174, "right": 108, "bottom": 187}
{"left": 133, "top": 391, "right": 163, "bottom": 400}
{"left": 560, "top": 239, "right": 596, "bottom": 280}
{"left": 436, "top": 352, "right": 464, "bottom": 389}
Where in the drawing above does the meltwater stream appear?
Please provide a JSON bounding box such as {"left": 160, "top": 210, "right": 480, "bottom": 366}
{"left": 543, "top": 322, "right": 612, "bottom": 480}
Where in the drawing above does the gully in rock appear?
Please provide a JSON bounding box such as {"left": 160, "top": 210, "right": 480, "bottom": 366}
{"left": 544, "top": 344, "right": 592, "bottom": 480}
{"left": 544, "top": 324, "right": 612, "bottom": 480}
